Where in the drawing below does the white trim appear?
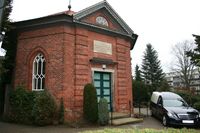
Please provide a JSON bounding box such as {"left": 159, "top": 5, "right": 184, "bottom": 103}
{"left": 32, "top": 53, "right": 45, "bottom": 91}
{"left": 91, "top": 68, "right": 114, "bottom": 73}
{"left": 91, "top": 68, "right": 115, "bottom": 111}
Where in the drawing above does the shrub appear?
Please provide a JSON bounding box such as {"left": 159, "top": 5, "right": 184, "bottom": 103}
{"left": 98, "top": 98, "right": 109, "bottom": 126}
{"left": 132, "top": 80, "right": 149, "bottom": 107}
{"left": 9, "top": 86, "right": 35, "bottom": 124}
{"left": 58, "top": 98, "right": 65, "bottom": 124}
{"left": 32, "top": 91, "right": 56, "bottom": 126}
{"left": 7, "top": 87, "right": 58, "bottom": 126}
{"left": 193, "top": 102, "right": 200, "bottom": 111}
{"left": 176, "top": 92, "right": 200, "bottom": 106}
{"left": 83, "top": 83, "right": 98, "bottom": 123}
{"left": 191, "top": 95, "right": 200, "bottom": 106}
{"left": 176, "top": 91, "right": 191, "bottom": 104}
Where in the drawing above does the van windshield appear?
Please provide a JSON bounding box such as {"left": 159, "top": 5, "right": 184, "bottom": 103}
{"left": 163, "top": 99, "right": 188, "bottom": 107}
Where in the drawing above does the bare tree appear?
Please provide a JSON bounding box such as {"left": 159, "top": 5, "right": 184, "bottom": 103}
{"left": 171, "top": 40, "right": 195, "bottom": 89}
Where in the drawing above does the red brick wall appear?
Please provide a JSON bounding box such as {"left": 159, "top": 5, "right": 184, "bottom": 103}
{"left": 14, "top": 23, "right": 133, "bottom": 121}
{"left": 15, "top": 25, "right": 77, "bottom": 120}
{"left": 116, "top": 38, "right": 132, "bottom": 112}
{"left": 72, "top": 29, "right": 133, "bottom": 116}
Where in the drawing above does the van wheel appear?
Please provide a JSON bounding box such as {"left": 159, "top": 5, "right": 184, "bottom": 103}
{"left": 162, "top": 116, "right": 168, "bottom": 126}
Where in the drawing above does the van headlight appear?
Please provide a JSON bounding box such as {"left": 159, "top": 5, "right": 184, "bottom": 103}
{"left": 167, "top": 112, "right": 177, "bottom": 118}
{"left": 167, "top": 112, "right": 173, "bottom": 117}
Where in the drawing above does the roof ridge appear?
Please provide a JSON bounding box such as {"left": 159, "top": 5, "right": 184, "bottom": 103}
{"left": 74, "top": 0, "right": 134, "bottom": 35}
{"left": 74, "top": 0, "right": 106, "bottom": 17}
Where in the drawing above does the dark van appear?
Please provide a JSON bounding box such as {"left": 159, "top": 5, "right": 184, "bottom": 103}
{"left": 150, "top": 92, "right": 200, "bottom": 126}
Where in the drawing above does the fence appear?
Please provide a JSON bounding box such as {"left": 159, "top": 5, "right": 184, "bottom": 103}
{"left": 133, "top": 102, "right": 151, "bottom": 117}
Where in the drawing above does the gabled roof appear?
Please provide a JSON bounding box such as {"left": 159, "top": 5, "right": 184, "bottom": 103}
{"left": 74, "top": 0, "right": 134, "bottom": 35}
{"left": 12, "top": 0, "right": 138, "bottom": 49}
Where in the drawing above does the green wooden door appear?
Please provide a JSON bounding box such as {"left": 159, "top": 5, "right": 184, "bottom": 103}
{"left": 94, "top": 72, "right": 111, "bottom": 110}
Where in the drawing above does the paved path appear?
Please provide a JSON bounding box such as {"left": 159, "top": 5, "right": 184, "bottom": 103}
{"left": 0, "top": 122, "right": 100, "bottom": 133}
{"left": 121, "top": 117, "right": 164, "bottom": 129}
{"left": 134, "top": 108, "right": 151, "bottom": 116}
{"left": 1, "top": 117, "right": 199, "bottom": 133}
{"left": 0, "top": 117, "right": 165, "bottom": 133}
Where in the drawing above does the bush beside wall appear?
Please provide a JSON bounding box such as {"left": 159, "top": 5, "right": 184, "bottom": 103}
{"left": 98, "top": 98, "right": 109, "bottom": 126}
{"left": 32, "top": 91, "right": 57, "bottom": 126}
{"left": 7, "top": 87, "right": 57, "bottom": 126}
{"left": 83, "top": 83, "right": 98, "bottom": 123}
{"left": 9, "top": 86, "right": 35, "bottom": 124}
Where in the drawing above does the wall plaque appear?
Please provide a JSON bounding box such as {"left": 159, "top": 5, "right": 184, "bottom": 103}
{"left": 93, "top": 40, "right": 112, "bottom": 55}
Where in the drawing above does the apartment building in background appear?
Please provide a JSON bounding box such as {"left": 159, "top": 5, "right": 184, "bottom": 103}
{"left": 166, "top": 68, "right": 200, "bottom": 94}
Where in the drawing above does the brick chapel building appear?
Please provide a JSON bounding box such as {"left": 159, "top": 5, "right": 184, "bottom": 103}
{"left": 12, "top": 1, "right": 138, "bottom": 121}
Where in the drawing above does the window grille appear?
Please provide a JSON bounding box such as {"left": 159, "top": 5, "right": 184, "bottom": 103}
{"left": 32, "top": 53, "right": 45, "bottom": 91}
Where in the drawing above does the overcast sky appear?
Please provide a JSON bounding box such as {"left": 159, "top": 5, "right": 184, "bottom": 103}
{"left": 1, "top": 0, "right": 200, "bottom": 73}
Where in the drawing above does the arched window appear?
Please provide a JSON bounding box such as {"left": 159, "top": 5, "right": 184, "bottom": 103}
{"left": 32, "top": 53, "right": 45, "bottom": 91}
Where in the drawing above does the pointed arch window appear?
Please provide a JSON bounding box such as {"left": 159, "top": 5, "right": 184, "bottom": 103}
{"left": 32, "top": 53, "right": 45, "bottom": 91}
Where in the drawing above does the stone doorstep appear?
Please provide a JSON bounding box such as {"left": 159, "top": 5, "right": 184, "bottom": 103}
{"left": 108, "top": 112, "right": 143, "bottom": 126}
{"left": 110, "top": 117, "right": 143, "bottom": 126}
{"left": 109, "top": 112, "right": 130, "bottom": 119}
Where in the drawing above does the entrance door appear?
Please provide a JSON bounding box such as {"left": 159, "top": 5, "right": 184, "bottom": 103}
{"left": 94, "top": 72, "right": 112, "bottom": 110}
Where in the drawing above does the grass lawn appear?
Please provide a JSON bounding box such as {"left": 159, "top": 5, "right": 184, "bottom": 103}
{"left": 81, "top": 128, "right": 199, "bottom": 133}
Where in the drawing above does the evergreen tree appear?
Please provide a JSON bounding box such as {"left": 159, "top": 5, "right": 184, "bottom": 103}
{"left": 0, "top": 0, "right": 14, "bottom": 115}
{"left": 141, "top": 44, "right": 164, "bottom": 91}
{"left": 83, "top": 83, "right": 98, "bottom": 123}
{"left": 158, "top": 79, "right": 170, "bottom": 92}
{"left": 187, "top": 35, "right": 200, "bottom": 66}
{"left": 1, "top": 0, "right": 13, "bottom": 54}
{"left": 135, "top": 65, "right": 142, "bottom": 81}
{"left": 132, "top": 65, "right": 149, "bottom": 109}
{"left": 1, "top": 0, "right": 13, "bottom": 35}
{"left": 1, "top": 0, "right": 15, "bottom": 84}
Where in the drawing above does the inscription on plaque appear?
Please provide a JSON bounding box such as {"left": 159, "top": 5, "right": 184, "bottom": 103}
{"left": 93, "top": 40, "right": 112, "bottom": 55}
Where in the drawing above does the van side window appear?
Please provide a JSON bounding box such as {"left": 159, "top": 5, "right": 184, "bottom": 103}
{"left": 157, "top": 97, "right": 162, "bottom": 105}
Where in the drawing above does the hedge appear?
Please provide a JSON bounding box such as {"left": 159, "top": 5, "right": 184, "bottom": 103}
{"left": 9, "top": 86, "right": 35, "bottom": 124}
{"left": 7, "top": 87, "right": 57, "bottom": 126}
{"left": 83, "top": 83, "right": 98, "bottom": 123}
{"left": 98, "top": 98, "right": 109, "bottom": 126}
{"left": 32, "top": 91, "right": 57, "bottom": 126}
